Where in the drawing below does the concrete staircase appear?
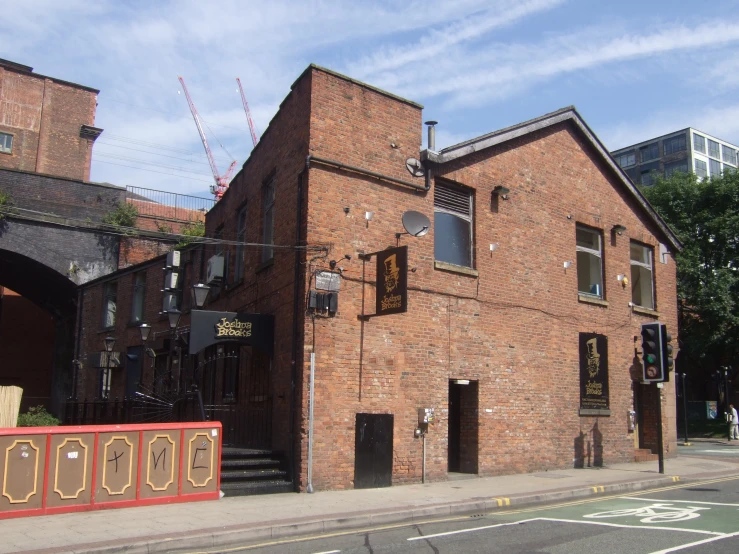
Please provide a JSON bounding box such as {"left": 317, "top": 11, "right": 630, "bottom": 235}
{"left": 219, "top": 447, "right": 293, "bottom": 496}
{"left": 634, "top": 448, "right": 659, "bottom": 462}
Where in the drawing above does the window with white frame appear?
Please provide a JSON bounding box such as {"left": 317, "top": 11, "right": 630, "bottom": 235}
{"left": 695, "top": 159, "right": 707, "bottom": 179}
{"left": 709, "top": 158, "right": 721, "bottom": 178}
{"left": 722, "top": 145, "right": 737, "bottom": 166}
{"left": 261, "top": 178, "right": 275, "bottom": 263}
{"left": 724, "top": 164, "right": 736, "bottom": 175}
{"left": 630, "top": 242, "right": 654, "bottom": 310}
{"left": 434, "top": 181, "right": 474, "bottom": 268}
{"left": 576, "top": 225, "right": 604, "bottom": 298}
{"left": 130, "top": 272, "right": 146, "bottom": 323}
{"left": 615, "top": 152, "right": 636, "bottom": 168}
{"left": 708, "top": 139, "right": 720, "bottom": 159}
{"left": 0, "top": 132, "right": 12, "bottom": 154}
{"left": 102, "top": 281, "right": 117, "bottom": 328}
{"left": 693, "top": 134, "right": 706, "bottom": 154}
{"left": 234, "top": 205, "right": 247, "bottom": 281}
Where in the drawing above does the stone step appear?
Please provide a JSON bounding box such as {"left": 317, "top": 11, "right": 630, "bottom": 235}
{"left": 220, "top": 468, "right": 288, "bottom": 481}
{"left": 220, "top": 479, "right": 294, "bottom": 497}
{"left": 221, "top": 457, "right": 281, "bottom": 469}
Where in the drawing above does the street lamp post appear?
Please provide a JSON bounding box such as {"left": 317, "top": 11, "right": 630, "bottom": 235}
{"left": 167, "top": 309, "right": 182, "bottom": 394}
{"left": 102, "top": 336, "right": 116, "bottom": 400}
{"left": 723, "top": 367, "right": 731, "bottom": 441}
{"left": 680, "top": 373, "right": 690, "bottom": 446}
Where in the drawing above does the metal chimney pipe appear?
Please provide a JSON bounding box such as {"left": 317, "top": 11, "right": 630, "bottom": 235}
{"left": 425, "top": 120, "right": 438, "bottom": 151}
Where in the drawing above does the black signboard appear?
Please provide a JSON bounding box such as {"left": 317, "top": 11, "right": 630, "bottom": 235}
{"left": 375, "top": 246, "right": 408, "bottom": 317}
{"left": 189, "top": 310, "right": 275, "bottom": 356}
{"left": 579, "top": 333, "right": 610, "bottom": 413}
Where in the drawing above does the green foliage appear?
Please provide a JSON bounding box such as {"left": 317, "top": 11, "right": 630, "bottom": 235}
{"left": 176, "top": 219, "right": 205, "bottom": 250}
{"left": 101, "top": 202, "right": 139, "bottom": 228}
{"left": 17, "top": 405, "right": 60, "bottom": 427}
{"left": 156, "top": 221, "right": 173, "bottom": 234}
{"left": 0, "top": 190, "right": 13, "bottom": 220}
{"left": 641, "top": 170, "right": 739, "bottom": 368}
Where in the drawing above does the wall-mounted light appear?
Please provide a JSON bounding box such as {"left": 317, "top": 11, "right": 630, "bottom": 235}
{"left": 612, "top": 224, "right": 627, "bottom": 236}
{"left": 492, "top": 185, "right": 510, "bottom": 200}
{"left": 489, "top": 243, "right": 499, "bottom": 257}
{"left": 343, "top": 207, "right": 350, "bottom": 215}
{"left": 365, "top": 211, "right": 374, "bottom": 228}
{"left": 563, "top": 260, "right": 573, "bottom": 270}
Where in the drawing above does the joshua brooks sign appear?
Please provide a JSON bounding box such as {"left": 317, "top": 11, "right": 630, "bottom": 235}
{"left": 189, "top": 311, "right": 275, "bottom": 355}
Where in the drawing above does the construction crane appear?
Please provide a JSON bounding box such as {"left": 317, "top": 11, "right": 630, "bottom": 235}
{"left": 236, "top": 78, "right": 260, "bottom": 147}
{"left": 178, "top": 76, "right": 237, "bottom": 200}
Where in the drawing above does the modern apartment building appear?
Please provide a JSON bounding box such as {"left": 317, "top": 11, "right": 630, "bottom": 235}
{"left": 610, "top": 129, "right": 739, "bottom": 186}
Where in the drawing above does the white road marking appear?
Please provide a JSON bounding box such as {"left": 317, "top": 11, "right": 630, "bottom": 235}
{"left": 311, "top": 551, "right": 341, "bottom": 554}
{"left": 407, "top": 519, "right": 538, "bottom": 541}
{"left": 648, "top": 530, "right": 739, "bottom": 553}
{"left": 689, "top": 449, "right": 739, "bottom": 454}
{"left": 619, "top": 496, "right": 739, "bottom": 507}
{"left": 407, "top": 517, "right": 723, "bottom": 542}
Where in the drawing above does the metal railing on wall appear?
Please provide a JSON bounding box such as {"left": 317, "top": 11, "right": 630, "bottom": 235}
{"left": 125, "top": 186, "right": 214, "bottom": 222}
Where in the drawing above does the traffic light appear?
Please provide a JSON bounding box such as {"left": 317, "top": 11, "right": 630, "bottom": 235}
{"left": 661, "top": 324, "right": 674, "bottom": 380}
{"left": 641, "top": 322, "right": 664, "bottom": 382}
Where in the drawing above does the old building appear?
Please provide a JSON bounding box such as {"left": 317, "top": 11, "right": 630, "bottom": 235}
{"left": 73, "top": 65, "right": 682, "bottom": 494}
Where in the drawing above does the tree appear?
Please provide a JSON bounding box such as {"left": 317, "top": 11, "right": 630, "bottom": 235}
{"left": 641, "top": 170, "right": 739, "bottom": 370}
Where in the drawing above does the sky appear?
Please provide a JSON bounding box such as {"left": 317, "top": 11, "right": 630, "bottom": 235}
{"left": 3, "top": 0, "right": 739, "bottom": 198}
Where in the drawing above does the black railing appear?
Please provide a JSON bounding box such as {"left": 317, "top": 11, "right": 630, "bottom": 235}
{"left": 125, "top": 185, "right": 214, "bottom": 222}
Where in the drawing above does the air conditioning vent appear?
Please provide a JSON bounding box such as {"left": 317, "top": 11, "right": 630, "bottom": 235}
{"left": 166, "top": 250, "right": 181, "bottom": 269}
{"left": 207, "top": 255, "right": 224, "bottom": 284}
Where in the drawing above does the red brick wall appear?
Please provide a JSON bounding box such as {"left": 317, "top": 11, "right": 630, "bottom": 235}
{"left": 0, "top": 64, "right": 98, "bottom": 181}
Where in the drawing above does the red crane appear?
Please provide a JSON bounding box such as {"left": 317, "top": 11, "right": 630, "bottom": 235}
{"left": 236, "top": 78, "right": 260, "bottom": 147}
{"left": 178, "top": 76, "right": 237, "bottom": 200}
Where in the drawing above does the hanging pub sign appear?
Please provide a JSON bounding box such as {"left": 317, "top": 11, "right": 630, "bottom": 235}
{"left": 375, "top": 246, "right": 408, "bottom": 317}
{"left": 578, "top": 333, "right": 610, "bottom": 415}
{"left": 189, "top": 310, "right": 275, "bottom": 356}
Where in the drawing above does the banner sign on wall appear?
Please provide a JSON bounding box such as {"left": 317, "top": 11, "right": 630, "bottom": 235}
{"left": 375, "top": 246, "right": 408, "bottom": 317}
{"left": 579, "top": 333, "right": 610, "bottom": 413}
{"left": 189, "top": 310, "right": 274, "bottom": 356}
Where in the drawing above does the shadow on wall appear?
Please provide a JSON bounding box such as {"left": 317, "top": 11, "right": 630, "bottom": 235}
{"left": 574, "top": 420, "right": 604, "bottom": 468}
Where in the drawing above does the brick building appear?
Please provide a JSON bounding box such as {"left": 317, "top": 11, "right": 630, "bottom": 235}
{"left": 74, "top": 65, "right": 682, "bottom": 493}
{"left": 0, "top": 58, "right": 102, "bottom": 181}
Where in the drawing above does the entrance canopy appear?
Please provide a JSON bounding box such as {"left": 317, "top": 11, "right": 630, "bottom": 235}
{"left": 189, "top": 310, "right": 274, "bottom": 356}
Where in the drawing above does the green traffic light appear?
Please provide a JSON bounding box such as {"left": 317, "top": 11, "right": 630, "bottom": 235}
{"left": 645, "top": 353, "right": 656, "bottom": 364}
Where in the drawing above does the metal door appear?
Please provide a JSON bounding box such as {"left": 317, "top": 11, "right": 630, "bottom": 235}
{"left": 354, "top": 413, "right": 393, "bottom": 489}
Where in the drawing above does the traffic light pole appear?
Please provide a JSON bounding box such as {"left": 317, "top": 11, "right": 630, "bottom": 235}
{"left": 724, "top": 368, "right": 730, "bottom": 441}
{"left": 681, "top": 373, "right": 690, "bottom": 446}
{"left": 656, "top": 382, "right": 664, "bottom": 474}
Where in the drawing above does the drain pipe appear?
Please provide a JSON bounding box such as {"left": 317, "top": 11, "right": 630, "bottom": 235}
{"left": 424, "top": 120, "right": 438, "bottom": 191}
{"left": 306, "top": 352, "right": 316, "bottom": 493}
{"left": 422, "top": 432, "right": 426, "bottom": 484}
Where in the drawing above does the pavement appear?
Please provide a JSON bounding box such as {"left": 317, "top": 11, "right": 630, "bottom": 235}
{"left": 4, "top": 438, "right": 739, "bottom": 554}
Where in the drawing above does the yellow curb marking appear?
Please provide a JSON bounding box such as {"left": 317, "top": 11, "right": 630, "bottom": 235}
{"left": 590, "top": 486, "right": 604, "bottom": 493}
{"left": 493, "top": 497, "right": 510, "bottom": 506}
{"left": 672, "top": 476, "right": 680, "bottom": 482}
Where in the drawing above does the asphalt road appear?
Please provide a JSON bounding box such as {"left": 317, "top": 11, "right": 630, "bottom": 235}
{"left": 203, "top": 475, "right": 739, "bottom": 554}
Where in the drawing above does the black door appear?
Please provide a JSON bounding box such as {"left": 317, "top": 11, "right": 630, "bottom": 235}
{"left": 354, "top": 413, "right": 393, "bottom": 489}
{"left": 448, "top": 381, "right": 461, "bottom": 472}
{"left": 125, "top": 346, "right": 143, "bottom": 399}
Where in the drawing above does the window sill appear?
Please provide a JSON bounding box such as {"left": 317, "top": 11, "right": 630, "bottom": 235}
{"left": 632, "top": 305, "right": 660, "bottom": 318}
{"left": 434, "top": 261, "right": 478, "bottom": 277}
{"left": 578, "top": 294, "right": 609, "bottom": 307}
{"left": 256, "top": 258, "right": 274, "bottom": 274}
{"left": 98, "top": 326, "right": 115, "bottom": 333}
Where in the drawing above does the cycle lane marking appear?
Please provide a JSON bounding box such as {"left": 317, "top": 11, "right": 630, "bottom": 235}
{"left": 648, "top": 530, "right": 739, "bottom": 553}
{"left": 616, "top": 496, "right": 739, "bottom": 507}
{"left": 406, "top": 519, "right": 537, "bottom": 541}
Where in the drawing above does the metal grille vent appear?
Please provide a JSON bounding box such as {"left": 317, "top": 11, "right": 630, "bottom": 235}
{"left": 435, "top": 183, "right": 471, "bottom": 217}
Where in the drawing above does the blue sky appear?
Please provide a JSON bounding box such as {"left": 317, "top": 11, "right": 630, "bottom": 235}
{"left": 4, "top": 0, "right": 739, "bottom": 198}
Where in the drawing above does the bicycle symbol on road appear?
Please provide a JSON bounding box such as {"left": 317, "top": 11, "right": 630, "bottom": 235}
{"left": 584, "top": 503, "right": 709, "bottom": 523}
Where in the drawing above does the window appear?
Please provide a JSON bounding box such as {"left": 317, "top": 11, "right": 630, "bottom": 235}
{"left": 693, "top": 134, "right": 706, "bottom": 154}
{"left": 130, "top": 272, "right": 146, "bottom": 323}
{"left": 0, "top": 132, "right": 12, "bottom": 154}
{"left": 640, "top": 143, "right": 659, "bottom": 163}
{"left": 695, "top": 159, "right": 707, "bottom": 179}
{"left": 261, "top": 178, "right": 275, "bottom": 263}
{"left": 708, "top": 139, "right": 720, "bottom": 159}
{"left": 234, "top": 205, "right": 247, "bottom": 282}
{"left": 722, "top": 145, "right": 737, "bottom": 166}
{"left": 664, "top": 160, "right": 688, "bottom": 178}
{"left": 709, "top": 158, "right": 721, "bottom": 178}
{"left": 576, "top": 225, "right": 603, "bottom": 298}
{"left": 724, "top": 164, "right": 736, "bottom": 174}
{"left": 434, "top": 181, "right": 474, "bottom": 268}
{"left": 630, "top": 242, "right": 654, "bottom": 310}
{"left": 615, "top": 152, "right": 636, "bottom": 168}
{"left": 641, "top": 170, "right": 655, "bottom": 187}
{"left": 102, "top": 281, "right": 117, "bottom": 328}
{"left": 664, "top": 135, "right": 687, "bottom": 155}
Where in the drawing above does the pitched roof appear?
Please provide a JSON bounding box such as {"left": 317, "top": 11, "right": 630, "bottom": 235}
{"left": 420, "top": 106, "right": 682, "bottom": 252}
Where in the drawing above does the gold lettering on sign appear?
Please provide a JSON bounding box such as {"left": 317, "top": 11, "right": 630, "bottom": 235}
{"left": 585, "top": 381, "right": 603, "bottom": 396}
{"left": 215, "top": 318, "right": 252, "bottom": 338}
{"left": 381, "top": 295, "right": 403, "bottom": 310}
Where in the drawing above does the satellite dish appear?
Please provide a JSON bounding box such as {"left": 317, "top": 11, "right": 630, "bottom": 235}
{"left": 405, "top": 157, "right": 425, "bottom": 178}
{"left": 401, "top": 210, "right": 430, "bottom": 237}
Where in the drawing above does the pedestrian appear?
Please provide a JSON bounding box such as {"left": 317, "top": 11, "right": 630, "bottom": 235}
{"left": 730, "top": 404, "right": 739, "bottom": 441}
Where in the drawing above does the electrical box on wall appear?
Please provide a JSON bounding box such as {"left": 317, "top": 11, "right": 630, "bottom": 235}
{"left": 166, "top": 250, "right": 181, "bottom": 269}
{"left": 309, "top": 291, "right": 338, "bottom": 314}
{"left": 206, "top": 255, "right": 224, "bottom": 284}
